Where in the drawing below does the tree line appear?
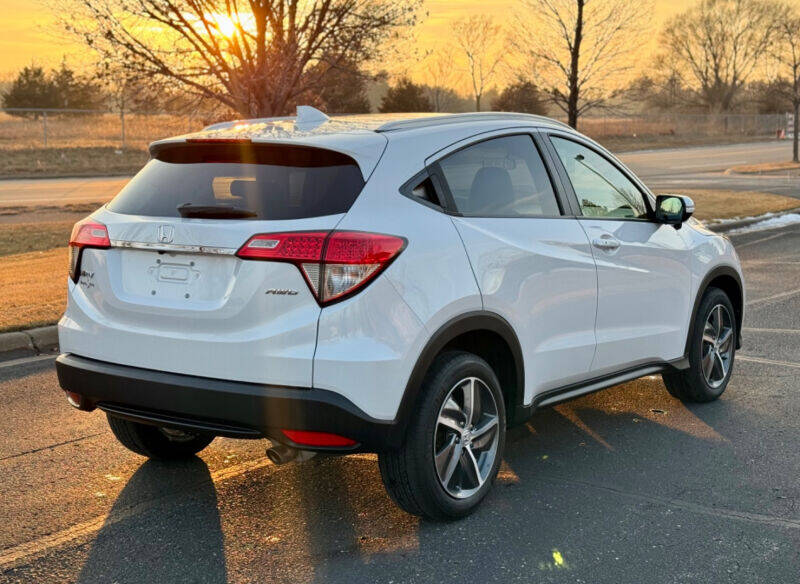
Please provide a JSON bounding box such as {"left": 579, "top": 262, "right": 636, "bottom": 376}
{"left": 3, "top": 0, "right": 799, "bottom": 138}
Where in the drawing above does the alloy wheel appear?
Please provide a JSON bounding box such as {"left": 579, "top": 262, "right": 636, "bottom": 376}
{"left": 701, "top": 304, "right": 734, "bottom": 389}
{"left": 433, "top": 377, "right": 500, "bottom": 499}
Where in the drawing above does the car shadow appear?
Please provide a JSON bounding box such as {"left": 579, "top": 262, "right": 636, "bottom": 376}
{"left": 76, "top": 457, "right": 227, "bottom": 584}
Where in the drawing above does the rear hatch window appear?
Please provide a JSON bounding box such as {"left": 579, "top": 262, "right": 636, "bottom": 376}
{"left": 107, "top": 142, "right": 365, "bottom": 220}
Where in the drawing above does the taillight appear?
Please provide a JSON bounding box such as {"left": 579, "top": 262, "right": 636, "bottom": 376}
{"left": 237, "top": 230, "right": 406, "bottom": 305}
{"left": 68, "top": 218, "right": 110, "bottom": 282}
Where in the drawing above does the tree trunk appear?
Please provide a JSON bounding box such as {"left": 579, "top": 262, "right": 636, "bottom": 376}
{"left": 567, "top": 0, "right": 585, "bottom": 129}
{"left": 794, "top": 101, "right": 799, "bottom": 163}
{"left": 476, "top": 94, "right": 481, "bottom": 112}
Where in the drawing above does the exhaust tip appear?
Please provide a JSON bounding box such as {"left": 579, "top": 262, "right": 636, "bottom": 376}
{"left": 65, "top": 391, "right": 95, "bottom": 411}
{"left": 266, "top": 443, "right": 298, "bottom": 465}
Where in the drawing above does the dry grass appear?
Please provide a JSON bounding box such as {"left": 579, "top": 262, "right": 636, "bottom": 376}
{"left": 0, "top": 222, "right": 73, "bottom": 256}
{"left": 726, "top": 161, "right": 800, "bottom": 175}
{"left": 657, "top": 189, "right": 800, "bottom": 221}
{"left": 0, "top": 147, "right": 148, "bottom": 178}
{"left": 0, "top": 248, "right": 66, "bottom": 333}
{"left": 0, "top": 203, "right": 103, "bottom": 226}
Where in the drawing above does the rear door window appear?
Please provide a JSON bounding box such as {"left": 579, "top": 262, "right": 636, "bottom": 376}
{"left": 107, "top": 143, "right": 365, "bottom": 220}
{"left": 437, "top": 135, "right": 561, "bottom": 217}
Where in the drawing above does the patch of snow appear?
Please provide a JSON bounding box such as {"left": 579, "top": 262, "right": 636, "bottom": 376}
{"left": 708, "top": 212, "right": 778, "bottom": 226}
{"left": 727, "top": 213, "right": 800, "bottom": 234}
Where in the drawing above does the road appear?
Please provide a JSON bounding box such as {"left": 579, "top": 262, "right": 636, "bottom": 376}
{"left": 621, "top": 141, "right": 800, "bottom": 197}
{"left": 1, "top": 224, "right": 799, "bottom": 583}
{"left": 0, "top": 176, "right": 130, "bottom": 207}
{"left": 0, "top": 140, "right": 797, "bottom": 207}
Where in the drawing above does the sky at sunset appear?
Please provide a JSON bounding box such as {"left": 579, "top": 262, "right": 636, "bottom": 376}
{"left": 2, "top": 0, "right": 796, "bottom": 84}
{"left": 0, "top": 0, "right": 698, "bottom": 75}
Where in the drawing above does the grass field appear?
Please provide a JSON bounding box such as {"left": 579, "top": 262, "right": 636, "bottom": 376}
{"left": 0, "top": 147, "right": 149, "bottom": 178}
{"left": 726, "top": 161, "right": 800, "bottom": 175}
{"left": 661, "top": 189, "right": 800, "bottom": 222}
{"left": 0, "top": 248, "right": 67, "bottom": 333}
{"left": 0, "top": 222, "right": 74, "bottom": 256}
{"left": 0, "top": 189, "right": 796, "bottom": 334}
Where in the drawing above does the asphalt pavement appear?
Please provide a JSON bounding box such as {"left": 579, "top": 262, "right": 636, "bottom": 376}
{"left": 0, "top": 140, "right": 797, "bottom": 207}
{"left": 1, "top": 222, "right": 799, "bottom": 583}
{"left": 621, "top": 141, "right": 800, "bottom": 197}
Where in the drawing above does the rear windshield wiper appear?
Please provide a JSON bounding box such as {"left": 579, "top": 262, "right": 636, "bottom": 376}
{"left": 177, "top": 203, "right": 257, "bottom": 219}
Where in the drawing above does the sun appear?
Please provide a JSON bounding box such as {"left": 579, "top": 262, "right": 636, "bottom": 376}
{"left": 206, "top": 13, "right": 238, "bottom": 37}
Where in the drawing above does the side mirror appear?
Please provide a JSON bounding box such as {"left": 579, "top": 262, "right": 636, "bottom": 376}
{"left": 655, "top": 195, "right": 694, "bottom": 227}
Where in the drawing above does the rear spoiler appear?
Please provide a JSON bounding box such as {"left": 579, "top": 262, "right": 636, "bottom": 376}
{"left": 148, "top": 135, "right": 387, "bottom": 179}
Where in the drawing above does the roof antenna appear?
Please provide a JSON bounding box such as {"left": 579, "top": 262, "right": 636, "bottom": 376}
{"left": 296, "top": 105, "right": 330, "bottom": 127}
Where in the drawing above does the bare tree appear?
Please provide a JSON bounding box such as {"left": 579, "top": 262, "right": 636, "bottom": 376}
{"left": 510, "top": 0, "right": 649, "bottom": 128}
{"left": 451, "top": 16, "right": 502, "bottom": 112}
{"left": 661, "top": 0, "right": 782, "bottom": 112}
{"left": 423, "top": 48, "right": 462, "bottom": 112}
{"left": 58, "top": 0, "right": 418, "bottom": 117}
{"left": 773, "top": 5, "right": 800, "bottom": 162}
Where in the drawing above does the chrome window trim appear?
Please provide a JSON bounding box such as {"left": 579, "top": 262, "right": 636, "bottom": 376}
{"left": 109, "top": 240, "right": 237, "bottom": 256}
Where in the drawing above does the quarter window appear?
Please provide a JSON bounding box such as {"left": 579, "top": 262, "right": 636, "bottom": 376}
{"left": 437, "top": 135, "right": 561, "bottom": 217}
{"left": 550, "top": 137, "right": 648, "bottom": 219}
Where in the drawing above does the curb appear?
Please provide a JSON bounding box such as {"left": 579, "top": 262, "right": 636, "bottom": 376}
{"left": 707, "top": 207, "right": 800, "bottom": 234}
{"left": 0, "top": 325, "right": 58, "bottom": 355}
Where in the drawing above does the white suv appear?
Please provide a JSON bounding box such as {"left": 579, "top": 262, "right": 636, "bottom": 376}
{"left": 57, "top": 109, "right": 744, "bottom": 519}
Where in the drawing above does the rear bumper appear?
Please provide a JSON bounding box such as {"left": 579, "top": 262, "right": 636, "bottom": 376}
{"left": 56, "top": 353, "right": 401, "bottom": 452}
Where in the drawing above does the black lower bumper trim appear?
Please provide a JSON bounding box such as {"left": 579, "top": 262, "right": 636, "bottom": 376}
{"left": 56, "top": 354, "right": 400, "bottom": 451}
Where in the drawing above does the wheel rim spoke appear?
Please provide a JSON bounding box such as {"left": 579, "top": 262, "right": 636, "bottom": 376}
{"left": 438, "top": 412, "right": 463, "bottom": 434}
{"left": 717, "top": 328, "right": 733, "bottom": 352}
{"left": 470, "top": 416, "right": 498, "bottom": 448}
{"left": 462, "top": 379, "right": 477, "bottom": 428}
{"left": 702, "top": 349, "right": 715, "bottom": 379}
{"left": 714, "top": 305, "right": 723, "bottom": 337}
{"left": 435, "top": 435, "right": 462, "bottom": 487}
{"left": 714, "top": 351, "right": 728, "bottom": 378}
{"left": 463, "top": 445, "right": 484, "bottom": 488}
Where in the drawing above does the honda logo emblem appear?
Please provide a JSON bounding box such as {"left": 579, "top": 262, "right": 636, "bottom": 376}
{"left": 157, "top": 225, "right": 174, "bottom": 244}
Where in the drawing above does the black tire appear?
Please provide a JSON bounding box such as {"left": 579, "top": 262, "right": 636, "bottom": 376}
{"left": 106, "top": 414, "right": 214, "bottom": 459}
{"left": 378, "top": 351, "right": 506, "bottom": 520}
{"left": 663, "top": 287, "right": 737, "bottom": 403}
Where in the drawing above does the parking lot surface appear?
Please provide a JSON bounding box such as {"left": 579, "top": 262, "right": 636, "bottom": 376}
{"left": 1, "top": 223, "right": 799, "bottom": 583}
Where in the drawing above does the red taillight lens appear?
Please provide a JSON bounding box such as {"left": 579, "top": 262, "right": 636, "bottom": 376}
{"left": 68, "top": 218, "right": 110, "bottom": 282}
{"left": 236, "top": 232, "right": 328, "bottom": 261}
{"left": 281, "top": 429, "right": 357, "bottom": 447}
{"left": 236, "top": 230, "right": 405, "bottom": 305}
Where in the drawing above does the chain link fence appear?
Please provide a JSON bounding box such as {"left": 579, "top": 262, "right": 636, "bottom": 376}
{"left": 0, "top": 108, "right": 792, "bottom": 151}
{"left": 576, "top": 112, "right": 790, "bottom": 141}
{"left": 0, "top": 108, "right": 209, "bottom": 151}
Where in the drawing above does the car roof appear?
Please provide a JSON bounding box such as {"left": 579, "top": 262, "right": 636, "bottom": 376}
{"left": 149, "top": 107, "right": 574, "bottom": 178}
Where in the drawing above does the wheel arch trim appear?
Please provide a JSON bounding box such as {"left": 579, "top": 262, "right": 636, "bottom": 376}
{"left": 686, "top": 264, "right": 744, "bottom": 356}
{"left": 394, "top": 311, "right": 525, "bottom": 434}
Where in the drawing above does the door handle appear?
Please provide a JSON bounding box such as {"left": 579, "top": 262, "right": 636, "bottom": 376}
{"left": 592, "top": 236, "right": 620, "bottom": 250}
